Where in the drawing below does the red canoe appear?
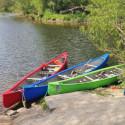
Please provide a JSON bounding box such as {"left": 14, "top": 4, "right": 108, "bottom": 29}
{"left": 2, "top": 52, "right": 68, "bottom": 108}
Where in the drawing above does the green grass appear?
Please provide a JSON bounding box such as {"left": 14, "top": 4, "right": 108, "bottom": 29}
{"left": 80, "top": 0, "right": 125, "bottom": 84}
{"left": 39, "top": 98, "right": 48, "bottom": 110}
{"left": 81, "top": 0, "right": 125, "bottom": 62}
{"left": 43, "top": 10, "right": 86, "bottom": 22}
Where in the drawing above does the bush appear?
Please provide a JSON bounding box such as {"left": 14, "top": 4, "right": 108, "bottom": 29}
{"left": 81, "top": 0, "right": 125, "bottom": 62}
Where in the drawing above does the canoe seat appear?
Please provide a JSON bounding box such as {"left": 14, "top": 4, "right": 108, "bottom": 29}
{"left": 58, "top": 75, "right": 70, "bottom": 80}
{"left": 27, "top": 77, "right": 47, "bottom": 81}
{"left": 47, "top": 68, "right": 55, "bottom": 71}
{"left": 84, "top": 76, "right": 94, "bottom": 81}
{"left": 39, "top": 71, "right": 53, "bottom": 75}
{"left": 27, "top": 77, "right": 42, "bottom": 81}
{"left": 48, "top": 64, "right": 60, "bottom": 67}
{"left": 85, "top": 64, "right": 97, "bottom": 68}
{"left": 48, "top": 67, "right": 59, "bottom": 72}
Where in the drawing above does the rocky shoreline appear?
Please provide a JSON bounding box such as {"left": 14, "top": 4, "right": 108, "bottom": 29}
{"left": 0, "top": 88, "right": 125, "bottom": 125}
{"left": 0, "top": 104, "right": 43, "bottom": 125}
{"left": 15, "top": 14, "right": 85, "bottom": 27}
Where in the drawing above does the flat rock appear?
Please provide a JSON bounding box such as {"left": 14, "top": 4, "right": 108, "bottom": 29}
{"left": 0, "top": 123, "right": 12, "bottom": 125}
{"left": 13, "top": 92, "right": 125, "bottom": 125}
{"left": 13, "top": 105, "right": 44, "bottom": 125}
{"left": 0, "top": 115, "right": 11, "bottom": 121}
{"left": 17, "top": 108, "right": 27, "bottom": 113}
{"left": 31, "top": 103, "right": 40, "bottom": 108}
{"left": 31, "top": 103, "right": 37, "bottom": 107}
{"left": 6, "top": 110, "right": 17, "bottom": 116}
{"left": 0, "top": 115, "right": 12, "bottom": 125}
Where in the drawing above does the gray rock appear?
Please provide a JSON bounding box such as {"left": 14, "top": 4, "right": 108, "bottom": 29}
{"left": 6, "top": 110, "right": 17, "bottom": 116}
{"left": 0, "top": 115, "right": 11, "bottom": 121}
{"left": 0, "top": 115, "right": 12, "bottom": 125}
{"left": 13, "top": 92, "right": 125, "bottom": 125}
{"left": 17, "top": 108, "right": 27, "bottom": 113}
{"left": 0, "top": 123, "right": 12, "bottom": 125}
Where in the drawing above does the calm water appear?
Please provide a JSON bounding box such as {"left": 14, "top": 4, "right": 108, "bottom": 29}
{"left": 0, "top": 14, "right": 102, "bottom": 110}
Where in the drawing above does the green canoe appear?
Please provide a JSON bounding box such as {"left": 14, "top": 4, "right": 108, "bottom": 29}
{"left": 48, "top": 64, "right": 125, "bottom": 95}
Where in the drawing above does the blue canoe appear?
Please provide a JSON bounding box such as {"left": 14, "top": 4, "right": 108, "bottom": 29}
{"left": 23, "top": 53, "right": 109, "bottom": 102}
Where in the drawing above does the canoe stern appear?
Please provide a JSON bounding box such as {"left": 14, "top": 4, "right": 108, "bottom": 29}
{"left": 23, "top": 85, "right": 48, "bottom": 102}
{"left": 2, "top": 91, "right": 22, "bottom": 108}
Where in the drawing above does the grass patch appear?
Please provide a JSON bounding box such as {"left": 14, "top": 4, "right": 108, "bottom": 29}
{"left": 81, "top": 0, "right": 125, "bottom": 63}
{"left": 39, "top": 98, "right": 48, "bottom": 110}
{"left": 43, "top": 10, "right": 86, "bottom": 22}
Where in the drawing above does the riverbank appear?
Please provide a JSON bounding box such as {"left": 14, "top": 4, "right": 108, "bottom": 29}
{"left": 41, "top": 10, "right": 86, "bottom": 27}
{"left": 81, "top": 0, "right": 125, "bottom": 63}
{"left": 1, "top": 90, "right": 125, "bottom": 125}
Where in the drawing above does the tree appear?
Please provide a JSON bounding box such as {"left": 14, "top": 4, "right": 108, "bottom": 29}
{"left": 0, "top": 0, "right": 14, "bottom": 12}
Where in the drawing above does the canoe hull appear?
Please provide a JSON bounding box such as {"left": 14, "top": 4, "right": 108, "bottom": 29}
{"left": 23, "top": 86, "right": 48, "bottom": 102}
{"left": 3, "top": 91, "right": 22, "bottom": 108}
{"left": 48, "top": 76, "right": 118, "bottom": 95}
{"left": 48, "top": 64, "right": 124, "bottom": 95}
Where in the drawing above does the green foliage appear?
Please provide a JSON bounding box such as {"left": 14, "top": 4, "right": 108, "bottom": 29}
{"left": 118, "top": 67, "right": 125, "bottom": 88}
{"left": 19, "top": 0, "right": 33, "bottom": 14}
{"left": 81, "top": 0, "right": 125, "bottom": 62}
{"left": 0, "top": 0, "right": 14, "bottom": 12}
{"left": 31, "top": 0, "right": 47, "bottom": 16}
{"left": 43, "top": 10, "right": 65, "bottom": 20}
{"left": 43, "top": 10, "right": 86, "bottom": 22}
{"left": 0, "top": 0, "right": 47, "bottom": 15}
{"left": 47, "top": 0, "right": 89, "bottom": 13}
{"left": 39, "top": 99, "right": 48, "bottom": 110}
{"left": 11, "top": 1, "right": 22, "bottom": 12}
{"left": 80, "top": 0, "right": 125, "bottom": 86}
{"left": 0, "top": 0, "right": 88, "bottom": 22}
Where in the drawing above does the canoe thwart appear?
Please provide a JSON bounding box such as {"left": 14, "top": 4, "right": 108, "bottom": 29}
{"left": 48, "top": 64, "right": 60, "bottom": 67}
{"left": 27, "top": 78, "right": 42, "bottom": 81}
{"left": 84, "top": 76, "right": 94, "bottom": 81}
{"left": 39, "top": 71, "right": 53, "bottom": 75}
{"left": 85, "top": 64, "right": 97, "bottom": 68}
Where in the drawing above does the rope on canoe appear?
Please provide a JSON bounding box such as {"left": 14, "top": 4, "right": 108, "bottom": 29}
{"left": 22, "top": 92, "right": 27, "bottom": 108}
